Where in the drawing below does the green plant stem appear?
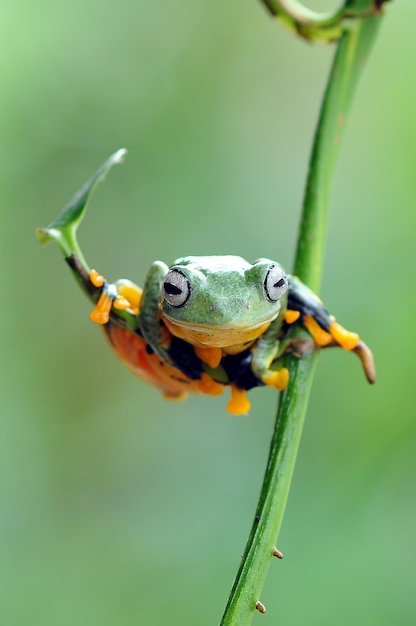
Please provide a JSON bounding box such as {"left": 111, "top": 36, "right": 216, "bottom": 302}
{"left": 294, "top": 17, "right": 383, "bottom": 291}
{"left": 220, "top": 13, "right": 383, "bottom": 626}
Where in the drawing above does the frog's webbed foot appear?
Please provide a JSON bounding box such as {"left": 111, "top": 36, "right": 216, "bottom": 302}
{"left": 227, "top": 385, "right": 251, "bottom": 415}
{"left": 261, "top": 367, "right": 289, "bottom": 391}
{"left": 89, "top": 269, "right": 142, "bottom": 327}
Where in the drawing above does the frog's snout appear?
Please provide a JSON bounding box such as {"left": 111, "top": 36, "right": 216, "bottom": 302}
{"left": 208, "top": 297, "right": 250, "bottom": 316}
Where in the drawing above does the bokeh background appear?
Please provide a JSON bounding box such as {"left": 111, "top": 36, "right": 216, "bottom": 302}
{"left": 1, "top": 1, "right": 415, "bottom": 624}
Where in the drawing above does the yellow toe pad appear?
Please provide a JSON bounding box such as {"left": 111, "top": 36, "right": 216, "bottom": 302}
{"left": 303, "top": 315, "right": 332, "bottom": 346}
{"left": 227, "top": 386, "right": 251, "bottom": 415}
{"left": 262, "top": 367, "right": 289, "bottom": 391}
{"left": 90, "top": 291, "right": 112, "bottom": 325}
{"left": 329, "top": 321, "right": 359, "bottom": 351}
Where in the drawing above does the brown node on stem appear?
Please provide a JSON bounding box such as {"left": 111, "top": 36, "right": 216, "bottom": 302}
{"left": 255, "top": 600, "right": 266, "bottom": 614}
{"left": 273, "top": 546, "right": 284, "bottom": 559}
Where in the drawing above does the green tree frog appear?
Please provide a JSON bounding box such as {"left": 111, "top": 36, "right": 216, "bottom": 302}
{"left": 37, "top": 150, "right": 375, "bottom": 415}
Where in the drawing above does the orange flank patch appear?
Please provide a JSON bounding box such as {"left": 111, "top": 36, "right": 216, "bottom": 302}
{"left": 103, "top": 324, "right": 222, "bottom": 399}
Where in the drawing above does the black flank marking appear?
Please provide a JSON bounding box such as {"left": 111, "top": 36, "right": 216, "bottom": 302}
{"left": 167, "top": 337, "right": 204, "bottom": 380}
{"left": 221, "top": 349, "right": 263, "bottom": 391}
{"left": 288, "top": 284, "right": 331, "bottom": 331}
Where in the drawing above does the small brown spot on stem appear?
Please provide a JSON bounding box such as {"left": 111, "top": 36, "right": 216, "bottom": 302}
{"left": 255, "top": 600, "right": 266, "bottom": 614}
{"left": 273, "top": 547, "right": 284, "bottom": 559}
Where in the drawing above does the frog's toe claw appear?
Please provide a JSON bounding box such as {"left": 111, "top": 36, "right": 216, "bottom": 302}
{"left": 227, "top": 386, "right": 251, "bottom": 415}
{"left": 353, "top": 340, "right": 376, "bottom": 384}
{"left": 262, "top": 367, "right": 289, "bottom": 391}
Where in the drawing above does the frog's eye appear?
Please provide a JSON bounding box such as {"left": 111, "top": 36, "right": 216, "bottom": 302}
{"left": 163, "top": 270, "right": 191, "bottom": 307}
{"left": 264, "top": 265, "right": 288, "bottom": 303}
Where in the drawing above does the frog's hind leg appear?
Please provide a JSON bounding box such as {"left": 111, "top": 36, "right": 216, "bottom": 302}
{"left": 287, "top": 276, "right": 359, "bottom": 349}
{"left": 286, "top": 275, "right": 375, "bottom": 383}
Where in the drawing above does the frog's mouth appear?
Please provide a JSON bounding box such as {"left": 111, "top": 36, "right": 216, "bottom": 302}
{"left": 162, "top": 316, "right": 275, "bottom": 348}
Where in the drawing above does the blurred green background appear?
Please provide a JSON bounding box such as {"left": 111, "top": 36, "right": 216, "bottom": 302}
{"left": 1, "top": 1, "right": 415, "bottom": 624}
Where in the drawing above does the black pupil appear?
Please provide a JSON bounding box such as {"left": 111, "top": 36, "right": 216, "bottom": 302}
{"left": 164, "top": 282, "right": 182, "bottom": 296}
{"left": 275, "top": 278, "right": 286, "bottom": 288}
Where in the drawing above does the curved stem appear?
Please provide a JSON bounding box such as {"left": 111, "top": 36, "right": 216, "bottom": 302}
{"left": 259, "top": 0, "right": 388, "bottom": 41}
{"left": 220, "top": 13, "right": 383, "bottom": 626}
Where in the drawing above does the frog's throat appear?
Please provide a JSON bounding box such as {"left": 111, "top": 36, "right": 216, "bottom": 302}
{"left": 162, "top": 317, "right": 273, "bottom": 348}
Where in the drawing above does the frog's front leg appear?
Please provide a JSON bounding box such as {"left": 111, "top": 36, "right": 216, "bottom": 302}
{"left": 250, "top": 312, "right": 290, "bottom": 391}
{"left": 222, "top": 320, "right": 289, "bottom": 415}
{"left": 222, "top": 311, "right": 290, "bottom": 416}
{"left": 226, "top": 307, "right": 290, "bottom": 416}
{"left": 139, "top": 261, "right": 175, "bottom": 365}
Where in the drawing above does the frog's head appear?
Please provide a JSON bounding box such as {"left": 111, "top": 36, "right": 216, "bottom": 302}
{"left": 160, "top": 255, "right": 288, "bottom": 348}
